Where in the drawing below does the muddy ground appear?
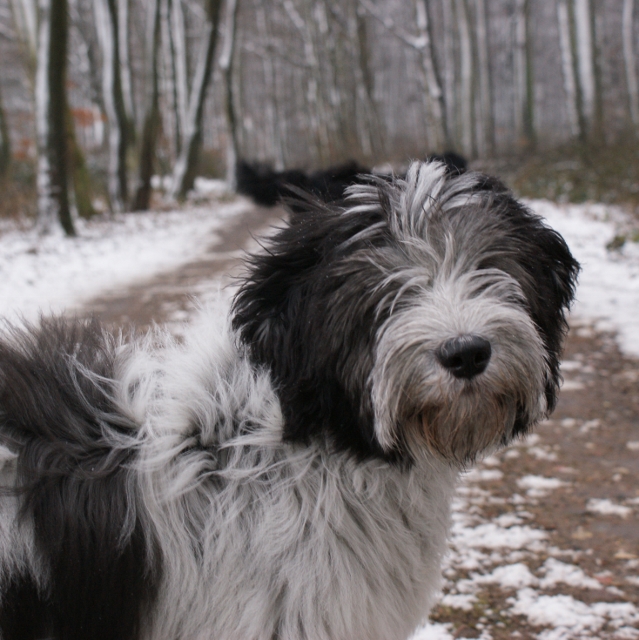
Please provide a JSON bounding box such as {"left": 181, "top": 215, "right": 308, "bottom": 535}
{"left": 78, "top": 199, "right": 639, "bottom": 639}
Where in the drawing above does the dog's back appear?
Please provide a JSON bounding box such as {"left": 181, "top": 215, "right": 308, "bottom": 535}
{"left": 0, "top": 318, "right": 159, "bottom": 640}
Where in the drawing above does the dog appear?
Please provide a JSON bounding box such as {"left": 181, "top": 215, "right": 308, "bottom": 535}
{"left": 0, "top": 161, "right": 578, "bottom": 640}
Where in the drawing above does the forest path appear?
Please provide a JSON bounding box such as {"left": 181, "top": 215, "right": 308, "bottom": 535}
{"left": 80, "top": 202, "right": 286, "bottom": 333}
{"left": 78, "top": 201, "right": 639, "bottom": 640}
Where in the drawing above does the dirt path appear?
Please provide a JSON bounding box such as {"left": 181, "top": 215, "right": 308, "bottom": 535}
{"left": 79, "top": 201, "right": 639, "bottom": 639}
{"left": 81, "top": 203, "right": 286, "bottom": 332}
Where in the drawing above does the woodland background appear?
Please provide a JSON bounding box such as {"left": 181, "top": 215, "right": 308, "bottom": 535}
{"left": 1, "top": 0, "right": 639, "bottom": 234}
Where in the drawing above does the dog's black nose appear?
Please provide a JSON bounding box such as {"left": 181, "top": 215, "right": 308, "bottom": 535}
{"left": 436, "top": 335, "right": 492, "bottom": 380}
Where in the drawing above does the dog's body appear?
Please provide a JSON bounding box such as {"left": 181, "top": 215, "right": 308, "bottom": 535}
{"left": 0, "top": 162, "right": 578, "bottom": 640}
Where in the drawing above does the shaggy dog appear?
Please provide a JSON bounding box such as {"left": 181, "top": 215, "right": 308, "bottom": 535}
{"left": 0, "top": 162, "right": 578, "bottom": 640}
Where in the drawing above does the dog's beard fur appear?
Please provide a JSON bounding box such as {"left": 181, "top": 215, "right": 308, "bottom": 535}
{"left": 371, "top": 277, "right": 548, "bottom": 463}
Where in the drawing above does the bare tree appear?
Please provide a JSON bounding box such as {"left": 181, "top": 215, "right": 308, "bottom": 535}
{"left": 132, "top": 0, "right": 162, "bottom": 211}
{"left": 623, "top": 0, "right": 639, "bottom": 132}
{"left": 219, "top": 0, "right": 239, "bottom": 189}
{"left": 254, "top": 0, "right": 286, "bottom": 169}
{"left": 94, "top": 0, "right": 129, "bottom": 211}
{"left": 557, "top": 0, "right": 580, "bottom": 138}
{"left": 35, "top": 0, "right": 74, "bottom": 235}
{"left": 170, "top": 0, "right": 223, "bottom": 199}
{"left": 474, "top": 0, "right": 494, "bottom": 155}
{"left": 0, "top": 83, "right": 10, "bottom": 176}
{"left": 513, "top": 0, "right": 535, "bottom": 148}
{"left": 117, "top": 0, "right": 136, "bottom": 132}
{"left": 456, "top": 0, "right": 475, "bottom": 156}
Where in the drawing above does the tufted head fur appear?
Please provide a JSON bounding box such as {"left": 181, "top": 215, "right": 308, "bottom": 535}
{"left": 233, "top": 161, "right": 579, "bottom": 465}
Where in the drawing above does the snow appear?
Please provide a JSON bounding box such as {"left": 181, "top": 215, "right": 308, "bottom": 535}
{"left": 586, "top": 498, "right": 632, "bottom": 518}
{"left": 0, "top": 197, "right": 250, "bottom": 323}
{"left": 531, "top": 199, "right": 639, "bottom": 356}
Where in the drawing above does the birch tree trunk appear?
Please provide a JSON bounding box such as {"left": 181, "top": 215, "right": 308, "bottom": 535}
{"left": 415, "top": 0, "right": 448, "bottom": 150}
{"left": 164, "top": 0, "right": 186, "bottom": 157}
{"left": 132, "top": 0, "right": 162, "bottom": 211}
{"left": 441, "top": 0, "right": 457, "bottom": 150}
{"left": 623, "top": 0, "right": 639, "bottom": 132}
{"left": 514, "top": 0, "right": 535, "bottom": 148}
{"left": 255, "top": 1, "right": 286, "bottom": 170}
{"left": 94, "top": 0, "right": 129, "bottom": 211}
{"left": 0, "top": 83, "right": 10, "bottom": 176}
{"left": 456, "top": 0, "right": 475, "bottom": 156}
{"left": 352, "top": 4, "right": 384, "bottom": 159}
{"left": 282, "top": 0, "right": 330, "bottom": 164}
{"left": 170, "top": 0, "right": 223, "bottom": 200}
{"left": 557, "top": 0, "right": 580, "bottom": 138}
{"left": 117, "top": 0, "right": 136, "bottom": 134}
{"left": 9, "top": 0, "right": 37, "bottom": 79}
{"left": 35, "top": 0, "right": 74, "bottom": 235}
{"left": 219, "top": 0, "right": 239, "bottom": 189}
{"left": 573, "top": 0, "right": 596, "bottom": 138}
{"left": 474, "top": 0, "right": 494, "bottom": 155}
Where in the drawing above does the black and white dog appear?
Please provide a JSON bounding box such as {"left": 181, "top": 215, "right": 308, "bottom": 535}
{"left": 0, "top": 162, "right": 578, "bottom": 640}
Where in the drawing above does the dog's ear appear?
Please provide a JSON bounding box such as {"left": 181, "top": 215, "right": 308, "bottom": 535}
{"left": 232, "top": 201, "right": 391, "bottom": 458}
{"left": 480, "top": 190, "right": 580, "bottom": 415}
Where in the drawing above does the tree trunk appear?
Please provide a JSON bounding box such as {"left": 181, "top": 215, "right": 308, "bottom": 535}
{"left": 66, "top": 107, "right": 96, "bottom": 218}
{"left": 171, "top": 0, "right": 189, "bottom": 152}
{"left": 132, "top": 0, "right": 162, "bottom": 211}
{"left": 415, "top": 0, "right": 448, "bottom": 150}
{"left": 255, "top": 0, "right": 286, "bottom": 170}
{"left": 474, "top": 0, "right": 494, "bottom": 156}
{"left": 94, "top": 0, "right": 129, "bottom": 211}
{"left": 35, "top": 0, "right": 74, "bottom": 235}
{"left": 170, "top": 0, "right": 223, "bottom": 200}
{"left": 456, "top": 0, "right": 475, "bottom": 157}
{"left": 220, "top": 0, "right": 240, "bottom": 190}
{"left": 623, "top": 0, "right": 639, "bottom": 131}
{"left": 514, "top": 0, "right": 535, "bottom": 148}
{"left": 557, "top": 0, "right": 580, "bottom": 138}
{"left": 9, "top": 0, "right": 38, "bottom": 78}
{"left": 0, "top": 83, "right": 10, "bottom": 177}
{"left": 573, "top": 0, "right": 596, "bottom": 139}
{"left": 117, "top": 0, "right": 136, "bottom": 134}
{"left": 354, "top": 5, "right": 385, "bottom": 159}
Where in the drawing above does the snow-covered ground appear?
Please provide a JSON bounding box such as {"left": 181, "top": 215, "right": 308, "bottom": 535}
{"left": 0, "top": 179, "right": 249, "bottom": 323}
{"left": 1, "top": 192, "right": 638, "bottom": 639}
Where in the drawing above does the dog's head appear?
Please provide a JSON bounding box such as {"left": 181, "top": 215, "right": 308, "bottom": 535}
{"left": 232, "top": 161, "right": 579, "bottom": 465}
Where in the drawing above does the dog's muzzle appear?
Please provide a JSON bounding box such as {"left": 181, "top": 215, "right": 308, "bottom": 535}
{"left": 436, "top": 335, "right": 492, "bottom": 380}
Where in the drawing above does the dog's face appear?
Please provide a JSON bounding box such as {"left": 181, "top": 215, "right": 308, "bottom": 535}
{"left": 233, "top": 162, "right": 579, "bottom": 465}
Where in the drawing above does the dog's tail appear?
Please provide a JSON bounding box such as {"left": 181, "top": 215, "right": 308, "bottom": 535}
{"left": 0, "top": 316, "right": 159, "bottom": 640}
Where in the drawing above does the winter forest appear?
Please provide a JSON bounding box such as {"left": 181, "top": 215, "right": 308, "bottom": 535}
{"left": 0, "top": 0, "right": 638, "bottom": 234}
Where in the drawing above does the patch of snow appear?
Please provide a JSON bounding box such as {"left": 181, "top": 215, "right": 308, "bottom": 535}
{"left": 0, "top": 201, "right": 250, "bottom": 323}
{"left": 561, "top": 379, "right": 585, "bottom": 391}
{"left": 626, "top": 441, "right": 639, "bottom": 451}
{"left": 463, "top": 468, "right": 504, "bottom": 482}
{"left": 479, "top": 562, "right": 538, "bottom": 589}
{"left": 587, "top": 498, "right": 632, "bottom": 518}
{"left": 411, "top": 622, "right": 455, "bottom": 640}
{"left": 560, "top": 359, "right": 583, "bottom": 371}
{"left": 509, "top": 589, "right": 639, "bottom": 638}
{"left": 539, "top": 558, "right": 601, "bottom": 590}
{"left": 531, "top": 199, "right": 639, "bottom": 357}
{"left": 439, "top": 593, "right": 477, "bottom": 611}
{"left": 516, "top": 475, "right": 568, "bottom": 497}
{"left": 528, "top": 446, "right": 559, "bottom": 461}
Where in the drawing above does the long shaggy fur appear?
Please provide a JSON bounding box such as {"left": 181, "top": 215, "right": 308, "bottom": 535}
{"left": 0, "top": 161, "right": 578, "bottom": 640}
